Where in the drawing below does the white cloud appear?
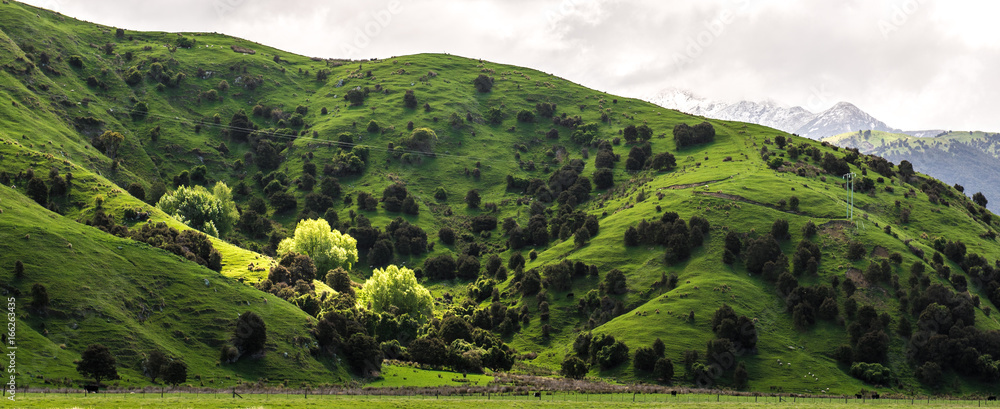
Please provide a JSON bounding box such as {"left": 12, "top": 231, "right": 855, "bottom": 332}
{"left": 18, "top": 0, "right": 1000, "bottom": 131}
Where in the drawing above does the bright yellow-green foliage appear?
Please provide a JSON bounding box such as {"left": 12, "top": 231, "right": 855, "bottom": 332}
{"left": 278, "top": 218, "right": 359, "bottom": 271}
{"left": 358, "top": 265, "right": 433, "bottom": 319}
{"left": 156, "top": 182, "right": 239, "bottom": 236}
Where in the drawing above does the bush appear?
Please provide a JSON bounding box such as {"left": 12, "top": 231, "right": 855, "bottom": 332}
{"left": 916, "top": 361, "right": 942, "bottom": 387}
{"left": 516, "top": 110, "right": 535, "bottom": 123}
{"left": 465, "top": 190, "right": 481, "bottom": 209}
{"left": 850, "top": 362, "right": 892, "bottom": 384}
{"left": 597, "top": 340, "right": 629, "bottom": 369}
{"left": 473, "top": 74, "right": 494, "bottom": 92}
{"left": 438, "top": 227, "right": 456, "bottom": 245}
{"left": 770, "top": 219, "right": 790, "bottom": 240}
{"left": 651, "top": 152, "right": 676, "bottom": 171}
{"left": 403, "top": 90, "right": 417, "bottom": 108}
{"left": 561, "top": 356, "right": 588, "bottom": 379}
{"left": 594, "top": 168, "right": 614, "bottom": 189}
{"left": 345, "top": 88, "right": 365, "bottom": 106}
{"left": 232, "top": 312, "right": 266, "bottom": 358}
{"left": 30, "top": 283, "right": 48, "bottom": 311}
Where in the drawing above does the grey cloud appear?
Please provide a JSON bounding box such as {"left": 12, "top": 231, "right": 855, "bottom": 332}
{"left": 20, "top": 0, "right": 1000, "bottom": 131}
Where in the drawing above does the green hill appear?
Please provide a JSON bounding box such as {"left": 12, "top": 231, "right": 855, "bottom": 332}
{"left": 2, "top": 0, "right": 1000, "bottom": 396}
{"left": 825, "top": 130, "right": 1000, "bottom": 213}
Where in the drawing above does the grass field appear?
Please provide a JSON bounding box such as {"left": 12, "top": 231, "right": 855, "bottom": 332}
{"left": 10, "top": 392, "right": 999, "bottom": 409}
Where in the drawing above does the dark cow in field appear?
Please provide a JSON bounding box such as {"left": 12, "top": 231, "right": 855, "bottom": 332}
{"left": 988, "top": 396, "right": 997, "bottom": 401}
{"left": 872, "top": 393, "right": 880, "bottom": 399}
{"left": 856, "top": 394, "right": 863, "bottom": 399}
{"left": 671, "top": 390, "right": 678, "bottom": 396}
{"left": 83, "top": 385, "right": 99, "bottom": 393}
{"left": 534, "top": 392, "right": 541, "bottom": 398}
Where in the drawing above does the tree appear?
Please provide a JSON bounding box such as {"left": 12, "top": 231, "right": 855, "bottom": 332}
{"left": 277, "top": 218, "right": 359, "bottom": 271}
{"left": 94, "top": 130, "right": 125, "bottom": 159}
{"left": 654, "top": 357, "right": 674, "bottom": 383}
{"left": 29, "top": 283, "right": 48, "bottom": 312}
{"left": 734, "top": 361, "right": 749, "bottom": 389}
{"left": 357, "top": 265, "right": 433, "bottom": 319}
{"left": 232, "top": 311, "right": 266, "bottom": 358}
{"left": 127, "top": 183, "right": 146, "bottom": 201}
{"left": 593, "top": 168, "right": 614, "bottom": 189}
{"left": 898, "top": 160, "right": 914, "bottom": 179}
{"left": 143, "top": 350, "right": 168, "bottom": 383}
{"left": 651, "top": 152, "right": 676, "bottom": 171}
{"left": 973, "top": 192, "right": 988, "bottom": 208}
{"left": 325, "top": 268, "right": 355, "bottom": 297}
{"left": 346, "top": 333, "right": 383, "bottom": 375}
{"left": 156, "top": 182, "right": 239, "bottom": 236}
{"left": 561, "top": 355, "right": 588, "bottom": 379}
{"left": 76, "top": 344, "right": 118, "bottom": 386}
{"left": 574, "top": 227, "right": 590, "bottom": 247}
{"left": 602, "top": 269, "right": 627, "bottom": 295}
{"left": 465, "top": 189, "right": 481, "bottom": 209}
{"left": 407, "top": 127, "right": 438, "bottom": 152}
{"left": 27, "top": 177, "right": 47, "bottom": 205}
{"left": 623, "top": 125, "right": 638, "bottom": 143}
{"left": 162, "top": 360, "right": 187, "bottom": 386}
{"left": 770, "top": 219, "right": 790, "bottom": 240}
{"left": 633, "top": 347, "right": 658, "bottom": 372}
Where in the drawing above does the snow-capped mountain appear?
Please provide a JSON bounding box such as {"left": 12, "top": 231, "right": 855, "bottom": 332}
{"left": 646, "top": 89, "right": 900, "bottom": 139}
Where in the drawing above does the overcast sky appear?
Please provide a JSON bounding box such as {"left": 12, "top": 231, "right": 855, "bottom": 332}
{"left": 21, "top": 0, "right": 1000, "bottom": 131}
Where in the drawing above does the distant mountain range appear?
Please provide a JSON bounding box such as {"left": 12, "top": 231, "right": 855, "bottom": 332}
{"left": 647, "top": 89, "right": 901, "bottom": 139}
{"left": 824, "top": 130, "right": 1000, "bottom": 213}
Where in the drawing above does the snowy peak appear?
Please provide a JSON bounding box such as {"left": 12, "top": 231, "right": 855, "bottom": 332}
{"left": 796, "top": 102, "right": 901, "bottom": 138}
{"left": 646, "top": 89, "right": 900, "bottom": 139}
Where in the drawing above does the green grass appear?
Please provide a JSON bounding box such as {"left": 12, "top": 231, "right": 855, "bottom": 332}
{"left": 11, "top": 392, "right": 997, "bottom": 408}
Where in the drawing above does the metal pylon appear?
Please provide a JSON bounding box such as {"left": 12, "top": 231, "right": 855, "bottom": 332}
{"left": 843, "top": 172, "right": 856, "bottom": 221}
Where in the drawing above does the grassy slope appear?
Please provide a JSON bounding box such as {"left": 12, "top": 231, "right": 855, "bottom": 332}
{"left": 0, "top": 182, "right": 349, "bottom": 387}
{"left": 0, "top": 0, "right": 998, "bottom": 395}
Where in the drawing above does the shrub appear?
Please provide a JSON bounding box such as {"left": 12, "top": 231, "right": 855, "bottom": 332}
{"left": 465, "top": 190, "right": 481, "bottom": 209}
{"left": 438, "top": 227, "right": 456, "bottom": 245}
{"left": 651, "top": 152, "right": 676, "bottom": 171}
{"left": 597, "top": 340, "right": 629, "bottom": 369}
{"left": 367, "top": 120, "right": 380, "bottom": 133}
{"left": 345, "top": 88, "right": 365, "bottom": 106}
{"left": 30, "top": 283, "right": 48, "bottom": 311}
{"left": 403, "top": 90, "right": 417, "bottom": 108}
{"left": 561, "top": 356, "right": 588, "bottom": 379}
{"left": 633, "top": 347, "right": 658, "bottom": 372}
{"left": 516, "top": 110, "right": 535, "bottom": 123}
{"left": 231, "top": 311, "right": 266, "bottom": 358}
{"left": 673, "top": 122, "right": 715, "bottom": 148}
{"left": 473, "top": 74, "right": 493, "bottom": 92}
{"left": 850, "top": 362, "right": 892, "bottom": 384}
{"left": 601, "top": 269, "right": 627, "bottom": 295}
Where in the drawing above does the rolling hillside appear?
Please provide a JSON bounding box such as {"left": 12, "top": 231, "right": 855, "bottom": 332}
{"left": 825, "top": 130, "right": 1000, "bottom": 213}
{"left": 1, "top": 0, "right": 1000, "bottom": 396}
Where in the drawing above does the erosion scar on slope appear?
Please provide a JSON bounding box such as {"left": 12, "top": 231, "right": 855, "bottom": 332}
{"left": 659, "top": 176, "right": 732, "bottom": 190}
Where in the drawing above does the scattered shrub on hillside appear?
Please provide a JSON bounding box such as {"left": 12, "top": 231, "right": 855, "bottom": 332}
{"left": 402, "top": 89, "right": 417, "bottom": 108}
{"left": 473, "top": 74, "right": 494, "bottom": 93}
{"left": 231, "top": 311, "right": 267, "bottom": 359}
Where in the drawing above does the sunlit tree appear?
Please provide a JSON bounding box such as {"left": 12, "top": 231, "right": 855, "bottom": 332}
{"left": 278, "top": 218, "right": 358, "bottom": 271}
{"left": 357, "top": 264, "right": 433, "bottom": 319}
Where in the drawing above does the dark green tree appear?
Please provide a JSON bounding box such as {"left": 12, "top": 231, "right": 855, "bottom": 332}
{"left": 76, "top": 344, "right": 118, "bottom": 386}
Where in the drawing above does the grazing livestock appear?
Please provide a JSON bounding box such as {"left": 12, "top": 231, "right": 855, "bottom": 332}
{"left": 987, "top": 396, "right": 997, "bottom": 401}
{"left": 83, "top": 385, "right": 99, "bottom": 393}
